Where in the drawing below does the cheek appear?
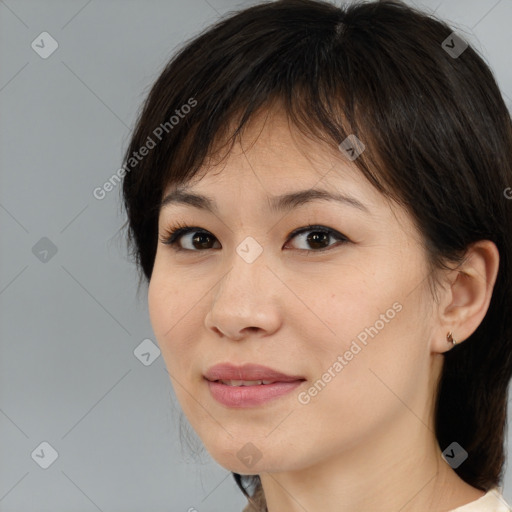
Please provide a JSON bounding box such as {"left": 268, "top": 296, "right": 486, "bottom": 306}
{"left": 147, "top": 274, "right": 169, "bottom": 340}
{"left": 148, "top": 255, "right": 190, "bottom": 335}
{"left": 317, "top": 292, "right": 429, "bottom": 418}
{"left": 147, "top": 268, "right": 204, "bottom": 376}
{"left": 299, "top": 272, "right": 398, "bottom": 357}
{"left": 301, "top": 263, "right": 428, "bottom": 402}
{"left": 148, "top": 271, "right": 183, "bottom": 353}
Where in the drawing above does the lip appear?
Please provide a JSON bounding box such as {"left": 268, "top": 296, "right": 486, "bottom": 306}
{"left": 204, "top": 363, "right": 305, "bottom": 383}
{"left": 204, "top": 363, "right": 306, "bottom": 408}
{"left": 206, "top": 379, "right": 304, "bottom": 407}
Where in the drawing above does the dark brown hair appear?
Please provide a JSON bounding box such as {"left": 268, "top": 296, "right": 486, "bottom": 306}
{"left": 121, "top": 1, "right": 512, "bottom": 510}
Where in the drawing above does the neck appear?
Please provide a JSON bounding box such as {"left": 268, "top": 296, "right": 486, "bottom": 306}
{"left": 259, "top": 406, "right": 483, "bottom": 512}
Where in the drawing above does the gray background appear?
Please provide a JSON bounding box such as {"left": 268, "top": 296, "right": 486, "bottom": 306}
{"left": 1, "top": 0, "right": 511, "bottom": 510}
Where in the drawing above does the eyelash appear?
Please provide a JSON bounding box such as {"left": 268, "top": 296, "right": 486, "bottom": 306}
{"left": 158, "top": 221, "right": 349, "bottom": 254}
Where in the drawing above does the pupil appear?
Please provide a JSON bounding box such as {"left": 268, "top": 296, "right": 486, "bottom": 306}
{"left": 308, "top": 231, "right": 328, "bottom": 249}
{"left": 193, "top": 233, "right": 211, "bottom": 249}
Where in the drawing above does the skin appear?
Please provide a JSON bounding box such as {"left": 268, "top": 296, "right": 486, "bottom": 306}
{"left": 148, "top": 106, "right": 499, "bottom": 512}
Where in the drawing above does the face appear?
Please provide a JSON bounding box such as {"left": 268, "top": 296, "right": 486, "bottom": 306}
{"left": 148, "top": 108, "right": 440, "bottom": 475}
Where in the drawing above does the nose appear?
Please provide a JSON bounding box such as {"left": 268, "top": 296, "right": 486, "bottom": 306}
{"left": 204, "top": 249, "right": 282, "bottom": 341}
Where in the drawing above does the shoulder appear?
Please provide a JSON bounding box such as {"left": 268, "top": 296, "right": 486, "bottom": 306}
{"left": 450, "top": 487, "right": 512, "bottom": 512}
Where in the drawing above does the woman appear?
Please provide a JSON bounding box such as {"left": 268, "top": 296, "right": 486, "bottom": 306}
{"left": 121, "top": 0, "right": 512, "bottom": 510}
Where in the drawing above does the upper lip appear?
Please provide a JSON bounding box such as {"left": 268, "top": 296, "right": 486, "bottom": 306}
{"left": 204, "top": 363, "right": 305, "bottom": 382}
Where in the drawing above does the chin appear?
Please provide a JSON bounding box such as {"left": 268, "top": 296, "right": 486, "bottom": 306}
{"left": 208, "top": 442, "right": 303, "bottom": 476}
{"left": 201, "top": 440, "right": 270, "bottom": 473}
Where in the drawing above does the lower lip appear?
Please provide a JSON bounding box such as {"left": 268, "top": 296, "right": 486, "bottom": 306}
{"left": 206, "top": 379, "right": 304, "bottom": 407}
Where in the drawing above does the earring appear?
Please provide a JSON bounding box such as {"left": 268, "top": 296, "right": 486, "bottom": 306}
{"left": 447, "top": 331, "right": 457, "bottom": 345}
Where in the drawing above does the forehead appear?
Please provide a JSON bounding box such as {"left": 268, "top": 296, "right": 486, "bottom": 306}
{"left": 158, "top": 111, "right": 423, "bottom": 246}
{"left": 164, "top": 107, "right": 371, "bottom": 200}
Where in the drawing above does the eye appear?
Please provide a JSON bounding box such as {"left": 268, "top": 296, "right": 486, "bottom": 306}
{"left": 159, "top": 222, "right": 221, "bottom": 251}
{"left": 285, "top": 225, "right": 348, "bottom": 252}
{"left": 159, "top": 222, "right": 349, "bottom": 253}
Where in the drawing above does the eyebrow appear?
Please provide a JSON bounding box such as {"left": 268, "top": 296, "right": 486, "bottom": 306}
{"left": 160, "top": 187, "right": 370, "bottom": 215}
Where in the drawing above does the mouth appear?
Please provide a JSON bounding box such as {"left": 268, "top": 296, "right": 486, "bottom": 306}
{"left": 210, "top": 379, "right": 293, "bottom": 386}
{"left": 203, "top": 362, "right": 305, "bottom": 383}
{"left": 205, "top": 378, "right": 305, "bottom": 407}
{"left": 203, "top": 363, "right": 306, "bottom": 408}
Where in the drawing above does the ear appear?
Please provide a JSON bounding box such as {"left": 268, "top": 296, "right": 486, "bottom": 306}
{"left": 431, "top": 240, "right": 500, "bottom": 354}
